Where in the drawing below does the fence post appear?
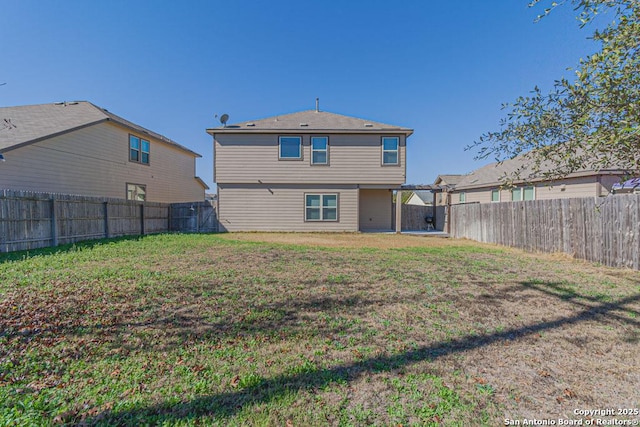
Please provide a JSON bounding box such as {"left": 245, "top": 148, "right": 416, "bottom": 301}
{"left": 103, "top": 201, "right": 109, "bottom": 238}
{"left": 196, "top": 203, "right": 200, "bottom": 233}
{"left": 168, "top": 204, "right": 172, "bottom": 232}
{"left": 140, "top": 203, "right": 145, "bottom": 236}
{"left": 50, "top": 197, "right": 58, "bottom": 247}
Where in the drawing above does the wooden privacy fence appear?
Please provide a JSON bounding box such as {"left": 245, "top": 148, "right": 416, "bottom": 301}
{"left": 170, "top": 201, "right": 218, "bottom": 233}
{"left": 0, "top": 189, "right": 217, "bottom": 253}
{"left": 449, "top": 194, "right": 640, "bottom": 270}
{"left": 392, "top": 204, "right": 446, "bottom": 231}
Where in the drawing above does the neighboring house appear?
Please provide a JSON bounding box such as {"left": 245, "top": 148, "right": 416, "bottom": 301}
{"left": 207, "top": 107, "right": 413, "bottom": 231}
{"left": 406, "top": 190, "right": 433, "bottom": 206}
{"left": 433, "top": 174, "right": 464, "bottom": 206}
{"left": 449, "top": 156, "right": 626, "bottom": 205}
{"left": 0, "top": 101, "right": 207, "bottom": 203}
{"left": 612, "top": 177, "right": 640, "bottom": 194}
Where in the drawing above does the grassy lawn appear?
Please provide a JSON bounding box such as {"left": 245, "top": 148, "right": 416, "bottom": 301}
{"left": 1, "top": 233, "right": 639, "bottom": 426}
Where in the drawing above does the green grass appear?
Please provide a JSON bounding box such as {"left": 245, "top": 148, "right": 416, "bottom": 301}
{"left": 0, "top": 233, "right": 639, "bottom": 426}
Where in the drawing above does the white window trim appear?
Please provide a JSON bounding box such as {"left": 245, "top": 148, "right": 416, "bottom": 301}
{"left": 459, "top": 192, "right": 466, "bottom": 203}
{"left": 126, "top": 183, "right": 146, "bottom": 201}
{"left": 511, "top": 186, "right": 535, "bottom": 201}
{"left": 382, "top": 136, "right": 399, "bottom": 165}
{"left": 304, "top": 193, "right": 338, "bottom": 222}
{"left": 523, "top": 185, "right": 536, "bottom": 201}
{"left": 279, "top": 136, "right": 302, "bottom": 160}
{"left": 311, "top": 136, "right": 329, "bottom": 165}
{"left": 491, "top": 189, "right": 500, "bottom": 203}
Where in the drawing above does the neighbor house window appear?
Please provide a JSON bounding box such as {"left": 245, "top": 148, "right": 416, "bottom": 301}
{"left": 511, "top": 188, "right": 520, "bottom": 201}
{"left": 459, "top": 192, "right": 466, "bottom": 203}
{"left": 382, "top": 137, "right": 399, "bottom": 165}
{"left": 127, "top": 183, "right": 146, "bottom": 201}
{"left": 305, "top": 194, "right": 338, "bottom": 221}
{"left": 523, "top": 186, "right": 535, "bottom": 201}
{"left": 311, "top": 136, "right": 328, "bottom": 165}
{"left": 491, "top": 189, "right": 500, "bottom": 202}
{"left": 129, "top": 135, "right": 150, "bottom": 165}
{"left": 511, "top": 186, "right": 535, "bottom": 201}
{"left": 279, "top": 136, "right": 302, "bottom": 159}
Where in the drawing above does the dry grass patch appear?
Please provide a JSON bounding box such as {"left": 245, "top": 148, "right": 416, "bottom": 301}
{"left": 0, "top": 233, "right": 638, "bottom": 426}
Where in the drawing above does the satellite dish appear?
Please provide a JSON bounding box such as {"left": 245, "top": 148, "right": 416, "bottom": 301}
{"left": 220, "top": 114, "right": 229, "bottom": 127}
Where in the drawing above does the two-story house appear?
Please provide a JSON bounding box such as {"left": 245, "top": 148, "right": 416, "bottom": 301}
{"left": 207, "top": 107, "right": 413, "bottom": 232}
{"left": 0, "top": 101, "right": 207, "bottom": 203}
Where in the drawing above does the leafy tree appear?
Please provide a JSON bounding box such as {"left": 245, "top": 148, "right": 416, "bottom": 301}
{"left": 470, "top": 0, "right": 640, "bottom": 183}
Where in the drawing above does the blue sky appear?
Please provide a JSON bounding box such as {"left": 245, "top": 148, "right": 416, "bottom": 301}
{"left": 1, "top": 0, "right": 604, "bottom": 188}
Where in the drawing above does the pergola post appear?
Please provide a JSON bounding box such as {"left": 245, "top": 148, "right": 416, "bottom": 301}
{"left": 395, "top": 190, "right": 402, "bottom": 233}
{"left": 432, "top": 191, "right": 437, "bottom": 229}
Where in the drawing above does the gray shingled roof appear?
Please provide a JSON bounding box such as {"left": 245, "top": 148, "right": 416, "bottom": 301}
{"left": 207, "top": 110, "right": 413, "bottom": 135}
{"left": 410, "top": 190, "right": 433, "bottom": 204}
{"left": 433, "top": 174, "right": 464, "bottom": 186}
{"left": 456, "top": 154, "right": 626, "bottom": 190}
{"left": 0, "top": 101, "right": 200, "bottom": 157}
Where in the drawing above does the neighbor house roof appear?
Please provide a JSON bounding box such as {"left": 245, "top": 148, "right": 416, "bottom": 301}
{"left": 612, "top": 177, "right": 640, "bottom": 191}
{"left": 454, "top": 155, "right": 627, "bottom": 191}
{"left": 0, "top": 101, "right": 201, "bottom": 157}
{"left": 433, "top": 174, "right": 464, "bottom": 187}
{"left": 409, "top": 190, "right": 433, "bottom": 204}
{"left": 207, "top": 110, "right": 413, "bottom": 136}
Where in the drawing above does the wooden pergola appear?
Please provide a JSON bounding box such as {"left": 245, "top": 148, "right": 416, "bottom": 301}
{"left": 394, "top": 184, "right": 448, "bottom": 233}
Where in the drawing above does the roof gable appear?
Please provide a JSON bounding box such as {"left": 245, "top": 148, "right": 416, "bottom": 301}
{"left": 410, "top": 190, "right": 433, "bottom": 203}
{"left": 433, "top": 174, "right": 465, "bottom": 186}
{"left": 207, "top": 110, "right": 413, "bottom": 135}
{"left": 0, "top": 101, "right": 200, "bottom": 157}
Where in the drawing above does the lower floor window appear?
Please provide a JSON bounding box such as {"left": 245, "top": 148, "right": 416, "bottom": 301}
{"left": 127, "top": 183, "right": 146, "bottom": 201}
{"left": 305, "top": 194, "right": 337, "bottom": 221}
{"left": 512, "top": 186, "right": 535, "bottom": 201}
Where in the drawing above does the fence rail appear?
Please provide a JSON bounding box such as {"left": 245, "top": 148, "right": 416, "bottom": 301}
{"left": 0, "top": 189, "right": 217, "bottom": 253}
{"left": 449, "top": 195, "right": 640, "bottom": 270}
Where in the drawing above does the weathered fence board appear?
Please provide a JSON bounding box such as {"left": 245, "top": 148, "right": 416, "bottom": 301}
{"left": 392, "top": 204, "right": 447, "bottom": 231}
{"left": 0, "top": 190, "right": 217, "bottom": 253}
{"left": 450, "top": 195, "right": 640, "bottom": 270}
{"left": 170, "top": 201, "right": 218, "bottom": 233}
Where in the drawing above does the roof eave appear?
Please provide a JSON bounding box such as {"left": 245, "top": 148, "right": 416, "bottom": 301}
{"left": 454, "top": 169, "right": 628, "bottom": 191}
{"left": 206, "top": 128, "right": 413, "bottom": 136}
{"left": 105, "top": 118, "right": 201, "bottom": 157}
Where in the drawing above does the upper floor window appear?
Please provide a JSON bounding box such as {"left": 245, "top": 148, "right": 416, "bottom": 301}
{"left": 491, "top": 189, "right": 500, "bottom": 202}
{"left": 127, "top": 183, "right": 146, "bottom": 201}
{"left": 382, "top": 137, "right": 399, "bottom": 165}
{"left": 129, "top": 135, "right": 150, "bottom": 165}
{"left": 459, "top": 192, "right": 466, "bottom": 203}
{"left": 279, "top": 136, "right": 302, "bottom": 159}
{"left": 311, "top": 136, "right": 328, "bottom": 165}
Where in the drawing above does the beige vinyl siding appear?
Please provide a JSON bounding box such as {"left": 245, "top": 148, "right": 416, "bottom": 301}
{"left": 358, "top": 189, "right": 392, "bottom": 231}
{"left": 450, "top": 176, "right": 609, "bottom": 204}
{"left": 451, "top": 189, "right": 492, "bottom": 204}
{"left": 218, "top": 184, "right": 358, "bottom": 232}
{"left": 0, "top": 122, "right": 203, "bottom": 203}
{"left": 533, "top": 177, "right": 598, "bottom": 200}
{"left": 214, "top": 133, "right": 406, "bottom": 185}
